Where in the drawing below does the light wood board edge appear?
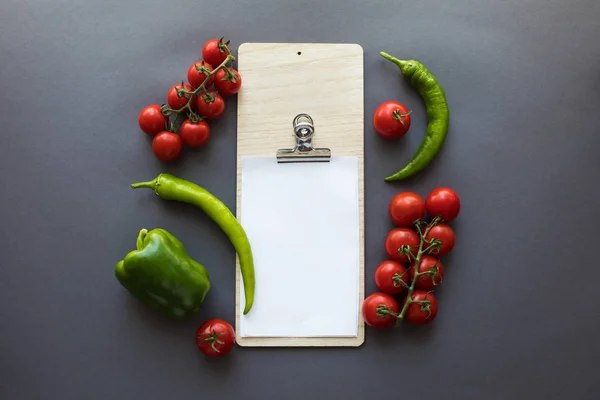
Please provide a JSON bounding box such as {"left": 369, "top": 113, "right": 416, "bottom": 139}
{"left": 234, "top": 43, "right": 365, "bottom": 347}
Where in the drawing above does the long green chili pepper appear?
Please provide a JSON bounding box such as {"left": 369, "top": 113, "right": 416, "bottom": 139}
{"left": 380, "top": 52, "right": 450, "bottom": 182}
{"left": 131, "top": 173, "right": 255, "bottom": 315}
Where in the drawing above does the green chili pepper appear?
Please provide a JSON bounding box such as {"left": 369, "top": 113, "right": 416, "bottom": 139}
{"left": 131, "top": 173, "right": 255, "bottom": 315}
{"left": 380, "top": 52, "right": 450, "bottom": 182}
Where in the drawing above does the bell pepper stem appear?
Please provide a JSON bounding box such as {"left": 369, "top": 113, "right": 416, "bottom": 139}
{"left": 136, "top": 229, "right": 148, "bottom": 250}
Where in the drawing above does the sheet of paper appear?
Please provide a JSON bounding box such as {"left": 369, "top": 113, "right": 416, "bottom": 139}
{"left": 239, "top": 156, "right": 360, "bottom": 337}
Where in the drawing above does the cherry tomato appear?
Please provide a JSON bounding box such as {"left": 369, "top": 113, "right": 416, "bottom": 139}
{"left": 180, "top": 119, "right": 210, "bottom": 148}
{"left": 403, "top": 290, "right": 438, "bottom": 326}
{"left": 167, "top": 83, "right": 194, "bottom": 111}
{"left": 187, "top": 61, "right": 214, "bottom": 89}
{"left": 388, "top": 192, "right": 425, "bottom": 227}
{"left": 138, "top": 104, "right": 167, "bottom": 136}
{"left": 425, "top": 187, "right": 461, "bottom": 222}
{"left": 410, "top": 255, "right": 444, "bottom": 290}
{"left": 202, "top": 38, "right": 230, "bottom": 67}
{"left": 196, "top": 318, "right": 235, "bottom": 358}
{"left": 362, "top": 292, "right": 399, "bottom": 329}
{"left": 424, "top": 223, "right": 455, "bottom": 256}
{"left": 196, "top": 90, "right": 225, "bottom": 120}
{"left": 214, "top": 67, "right": 242, "bottom": 96}
{"left": 374, "top": 260, "right": 410, "bottom": 294}
{"left": 373, "top": 101, "right": 411, "bottom": 139}
{"left": 152, "top": 131, "right": 182, "bottom": 162}
{"left": 384, "top": 228, "right": 420, "bottom": 263}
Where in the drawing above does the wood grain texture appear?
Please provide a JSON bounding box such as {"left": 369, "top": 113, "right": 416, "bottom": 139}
{"left": 235, "top": 43, "right": 364, "bottom": 347}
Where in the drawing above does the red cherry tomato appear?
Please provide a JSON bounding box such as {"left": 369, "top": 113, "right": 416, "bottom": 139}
{"left": 373, "top": 101, "right": 411, "bottom": 139}
{"left": 384, "top": 228, "right": 420, "bottom": 263}
{"left": 388, "top": 192, "right": 425, "bottom": 227}
{"left": 152, "top": 131, "right": 182, "bottom": 162}
{"left": 187, "top": 61, "right": 214, "bottom": 89}
{"left": 167, "top": 83, "right": 194, "bottom": 111}
{"left": 179, "top": 119, "right": 210, "bottom": 148}
{"left": 362, "top": 292, "right": 399, "bottom": 329}
{"left": 196, "top": 318, "right": 235, "bottom": 358}
{"left": 196, "top": 90, "right": 225, "bottom": 120}
{"left": 138, "top": 104, "right": 166, "bottom": 136}
{"left": 202, "top": 38, "right": 230, "bottom": 67}
{"left": 214, "top": 68, "right": 242, "bottom": 96}
{"left": 424, "top": 223, "right": 455, "bottom": 256}
{"left": 403, "top": 290, "right": 438, "bottom": 325}
{"left": 409, "top": 255, "right": 444, "bottom": 290}
{"left": 425, "top": 187, "right": 461, "bottom": 222}
{"left": 374, "top": 260, "right": 410, "bottom": 294}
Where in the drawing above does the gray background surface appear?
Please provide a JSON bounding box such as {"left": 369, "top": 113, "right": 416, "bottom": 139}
{"left": 1, "top": 0, "right": 599, "bottom": 399}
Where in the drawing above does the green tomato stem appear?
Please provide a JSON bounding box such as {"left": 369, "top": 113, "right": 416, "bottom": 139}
{"left": 397, "top": 216, "right": 441, "bottom": 320}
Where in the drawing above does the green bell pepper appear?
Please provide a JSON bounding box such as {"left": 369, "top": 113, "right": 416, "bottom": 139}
{"left": 115, "top": 228, "right": 210, "bottom": 319}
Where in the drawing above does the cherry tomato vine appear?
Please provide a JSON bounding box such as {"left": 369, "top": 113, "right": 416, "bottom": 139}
{"left": 363, "top": 187, "right": 460, "bottom": 328}
{"left": 137, "top": 37, "right": 242, "bottom": 162}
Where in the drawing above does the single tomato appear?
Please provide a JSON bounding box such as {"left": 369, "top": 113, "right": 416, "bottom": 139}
{"left": 187, "top": 61, "right": 214, "bottom": 89}
{"left": 167, "top": 83, "right": 194, "bottom": 111}
{"left": 374, "top": 260, "right": 410, "bottom": 294}
{"left": 214, "top": 67, "right": 242, "bottom": 96}
{"left": 403, "top": 290, "right": 438, "bottom": 326}
{"left": 180, "top": 119, "right": 210, "bottom": 148}
{"left": 202, "top": 38, "right": 230, "bottom": 67}
{"left": 410, "top": 255, "right": 444, "bottom": 290}
{"left": 384, "top": 227, "right": 420, "bottom": 263}
{"left": 424, "top": 223, "right": 455, "bottom": 256}
{"left": 196, "top": 90, "right": 225, "bottom": 119}
{"left": 373, "top": 101, "right": 411, "bottom": 139}
{"left": 425, "top": 187, "right": 461, "bottom": 222}
{"left": 196, "top": 318, "right": 235, "bottom": 358}
{"left": 152, "top": 131, "right": 182, "bottom": 162}
{"left": 362, "top": 292, "right": 399, "bottom": 329}
{"left": 138, "top": 104, "right": 166, "bottom": 136}
{"left": 388, "top": 192, "right": 425, "bottom": 227}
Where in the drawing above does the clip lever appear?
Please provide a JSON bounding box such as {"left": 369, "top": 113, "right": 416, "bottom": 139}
{"left": 276, "top": 114, "right": 331, "bottom": 163}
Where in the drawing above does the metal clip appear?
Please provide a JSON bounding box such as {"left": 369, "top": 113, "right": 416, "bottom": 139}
{"left": 276, "top": 114, "right": 331, "bottom": 163}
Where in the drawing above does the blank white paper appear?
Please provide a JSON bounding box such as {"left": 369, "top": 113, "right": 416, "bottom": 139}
{"left": 239, "top": 156, "right": 360, "bottom": 337}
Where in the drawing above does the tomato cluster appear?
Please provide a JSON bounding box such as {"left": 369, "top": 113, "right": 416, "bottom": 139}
{"left": 362, "top": 187, "right": 460, "bottom": 329}
{"left": 137, "top": 38, "right": 242, "bottom": 162}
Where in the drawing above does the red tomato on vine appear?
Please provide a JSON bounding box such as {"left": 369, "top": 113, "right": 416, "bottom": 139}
{"left": 187, "top": 61, "right": 214, "bottom": 89}
{"left": 403, "top": 290, "right": 438, "bottom": 326}
{"left": 388, "top": 192, "right": 425, "bottom": 227}
{"left": 202, "top": 38, "right": 230, "bottom": 67}
{"left": 384, "top": 228, "right": 420, "bottom": 263}
{"left": 152, "top": 131, "right": 182, "bottom": 162}
{"left": 410, "top": 255, "right": 444, "bottom": 290}
{"left": 180, "top": 119, "right": 210, "bottom": 148}
{"left": 425, "top": 187, "right": 461, "bottom": 222}
{"left": 196, "top": 90, "right": 225, "bottom": 120}
{"left": 138, "top": 104, "right": 166, "bottom": 136}
{"left": 362, "top": 292, "right": 399, "bottom": 329}
{"left": 424, "top": 223, "right": 455, "bottom": 256}
{"left": 214, "top": 67, "right": 242, "bottom": 96}
{"left": 167, "top": 83, "right": 193, "bottom": 111}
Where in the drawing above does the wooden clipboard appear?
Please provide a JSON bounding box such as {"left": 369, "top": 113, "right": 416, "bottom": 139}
{"left": 234, "top": 43, "right": 364, "bottom": 347}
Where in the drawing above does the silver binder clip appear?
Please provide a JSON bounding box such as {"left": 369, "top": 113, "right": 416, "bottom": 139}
{"left": 276, "top": 114, "right": 331, "bottom": 163}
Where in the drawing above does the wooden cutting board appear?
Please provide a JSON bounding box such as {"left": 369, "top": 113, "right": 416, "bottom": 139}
{"left": 234, "top": 43, "right": 365, "bottom": 347}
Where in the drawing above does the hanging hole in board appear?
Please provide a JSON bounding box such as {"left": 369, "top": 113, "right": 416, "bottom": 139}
{"left": 297, "top": 51, "right": 302, "bottom": 55}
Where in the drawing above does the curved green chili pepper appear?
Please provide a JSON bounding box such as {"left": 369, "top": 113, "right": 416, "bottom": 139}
{"left": 380, "top": 52, "right": 450, "bottom": 181}
{"left": 131, "top": 173, "right": 255, "bottom": 315}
